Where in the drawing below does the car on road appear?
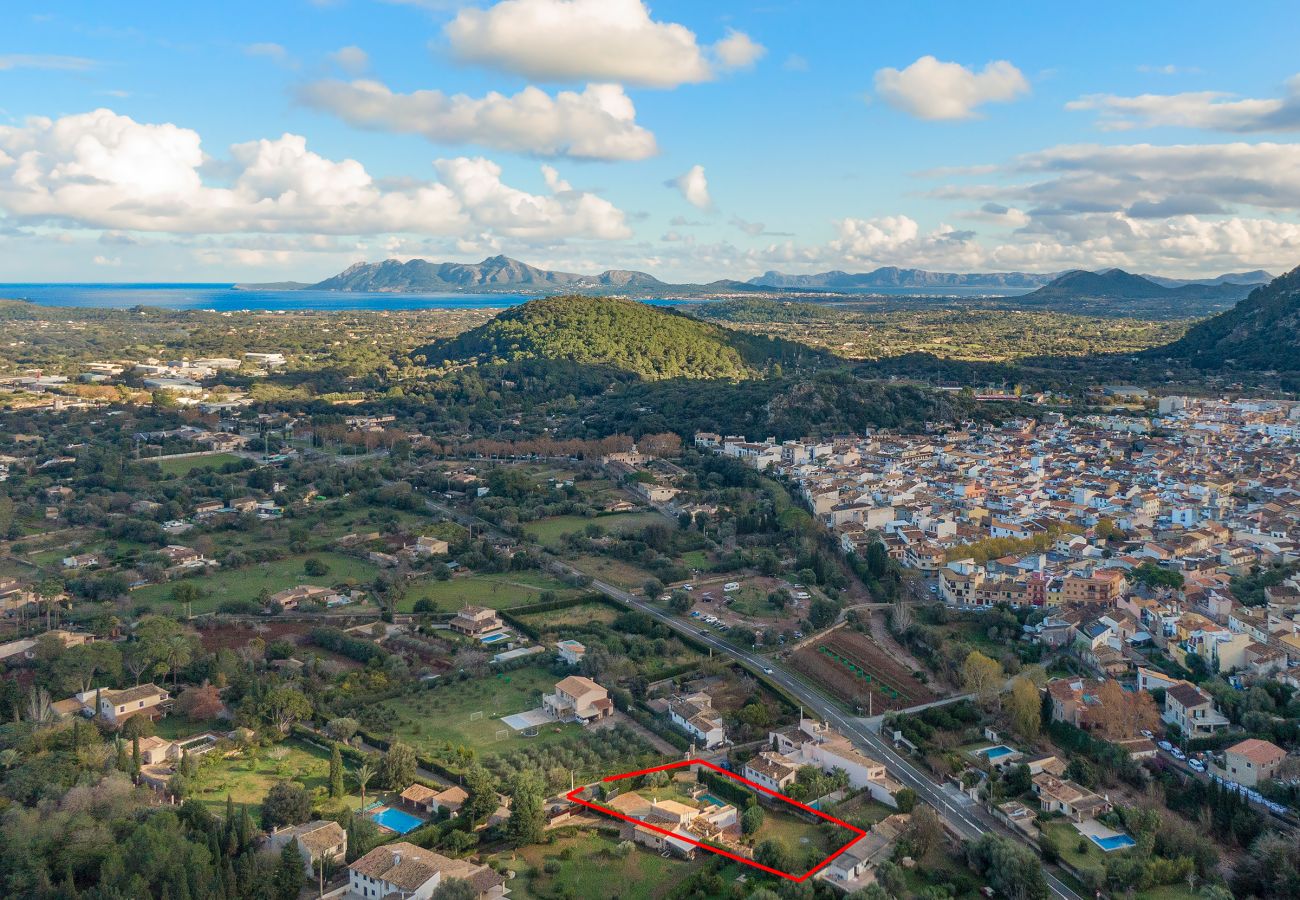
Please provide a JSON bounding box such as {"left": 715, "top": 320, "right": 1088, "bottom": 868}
{"left": 699, "top": 629, "right": 710, "bottom": 636}
{"left": 1158, "top": 740, "right": 1174, "bottom": 752}
{"left": 762, "top": 668, "right": 774, "bottom": 675}
{"left": 1189, "top": 759, "right": 1206, "bottom": 772}
{"left": 682, "top": 584, "right": 693, "bottom": 591}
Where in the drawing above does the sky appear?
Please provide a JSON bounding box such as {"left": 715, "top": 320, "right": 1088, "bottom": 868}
{"left": 2, "top": 0, "right": 1300, "bottom": 283}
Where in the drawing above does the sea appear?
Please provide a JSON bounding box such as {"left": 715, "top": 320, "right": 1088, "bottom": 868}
{"left": 0, "top": 283, "right": 697, "bottom": 312}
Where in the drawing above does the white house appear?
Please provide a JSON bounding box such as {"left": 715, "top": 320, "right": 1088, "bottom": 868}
{"left": 667, "top": 692, "right": 727, "bottom": 749}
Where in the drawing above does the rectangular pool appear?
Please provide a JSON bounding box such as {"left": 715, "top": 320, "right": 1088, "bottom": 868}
{"left": 981, "top": 745, "right": 1016, "bottom": 761}
{"left": 480, "top": 632, "right": 509, "bottom": 644}
{"left": 701, "top": 793, "right": 728, "bottom": 807}
{"left": 1090, "top": 834, "right": 1136, "bottom": 852}
{"left": 371, "top": 807, "right": 424, "bottom": 835}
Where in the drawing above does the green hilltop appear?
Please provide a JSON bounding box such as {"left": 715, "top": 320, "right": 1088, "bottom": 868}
{"left": 420, "top": 295, "right": 825, "bottom": 380}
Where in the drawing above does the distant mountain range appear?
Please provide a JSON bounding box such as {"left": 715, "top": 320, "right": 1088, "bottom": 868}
{"left": 1013, "top": 269, "right": 1261, "bottom": 317}
{"left": 240, "top": 256, "right": 1273, "bottom": 315}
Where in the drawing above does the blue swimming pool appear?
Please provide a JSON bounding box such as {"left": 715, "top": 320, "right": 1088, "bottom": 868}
{"left": 480, "top": 632, "right": 508, "bottom": 644}
{"left": 1090, "top": 834, "right": 1137, "bottom": 852}
{"left": 981, "top": 745, "right": 1016, "bottom": 760}
{"left": 701, "top": 793, "right": 727, "bottom": 807}
{"left": 371, "top": 807, "right": 424, "bottom": 834}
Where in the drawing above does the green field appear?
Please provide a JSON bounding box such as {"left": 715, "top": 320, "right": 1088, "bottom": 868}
{"left": 378, "top": 666, "right": 579, "bottom": 757}
{"left": 516, "top": 601, "right": 622, "bottom": 633}
{"left": 501, "top": 831, "right": 699, "bottom": 900}
{"left": 571, "top": 554, "right": 657, "bottom": 591}
{"left": 187, "top": 738, "right": 362, "bottom": 818}
{"left": 398, "top": 572, "right": 580, "bottom": 613}
{"left": 139, "top": 452, "right": 244, "bottom": 476}
{"left": 131, "top": 551, "right": 380, "bottom": 614}
{"left": 679, "top": 550, "right": 711, "bottom": 570}
{"left": 523, "top": 511, "right": 663, "bottom": 547}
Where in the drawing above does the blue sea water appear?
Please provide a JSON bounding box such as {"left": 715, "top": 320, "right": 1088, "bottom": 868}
{"left": 0, "top": 283, "right": 698, "bottom": 311}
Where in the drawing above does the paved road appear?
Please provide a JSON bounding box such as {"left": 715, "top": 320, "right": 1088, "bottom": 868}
{"left": 426, "top": 496, "right": 1084, "bottom": 899}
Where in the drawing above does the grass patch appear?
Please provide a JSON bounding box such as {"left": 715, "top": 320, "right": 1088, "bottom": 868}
{"left": 138, "top": 452, "right": 244, "bottom": 476}
{"left": 501, "top": 830, "right": 698, "bottom": 900}
{"left": 571, "top": 555, "right": 656, "bottom": 591}
{"left": 377, "top": 666, "right": 580, "bottom": 758}
{"left": 398, "top": 572, "right": 579, "bottom": 613}
{"left": 524, "top": 512, "right": 662, "bottom": 548}
{"left": 131, "top": 551, "right": 379, "bottom": 614}
{"left": 187, "top": 738, "right": 361, "bottom": 818}
{"left": 515, "top": 601, "right": 622, "bottom": 632}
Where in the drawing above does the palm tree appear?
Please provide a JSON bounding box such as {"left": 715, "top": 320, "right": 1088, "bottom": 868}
{"left": 161, "top": 632, "right": 194, "bottom": 688}
{"left": 24, "top": 687, "right": 53, "bottom": 724}
{"left": 0, "top": 748, "right": 20, "bottom": 770}
{"left": 353, "top": 762, "right": 376, "bottom": 807}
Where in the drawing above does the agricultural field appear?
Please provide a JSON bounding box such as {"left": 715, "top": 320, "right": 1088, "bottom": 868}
{"left": 790, "top": 629, "right": 938, "bottom": 713}
{"left": 515, "top": 600, "right": 622, "bottom": 633}
{"left": 499, "top": 830, "right": 699, "bottom": 900}
{"left": 131, "top": 551, "right": 380, "bottom": 615}
{"left": 376, "top": 665, "right": 580, "bottom": 759}
{"left": 570, "top": 554, "right": 657, "bottom": 591}
{"left": 138, "top": 452, "right": 244, "bottom": 477}
{"left": 186, "top": 737, "right": 361, "bottom": 818}
{"left": 524, "top": 511, "right": 663, "bottom": 548}
{"left": 398, "top": 571, "right": 580, "bottom": 613}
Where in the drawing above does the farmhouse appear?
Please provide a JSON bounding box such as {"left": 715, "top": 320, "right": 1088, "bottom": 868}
{"left": 542, "top": 675, "right": 613, "bottom": 724}
{"left": 449, "top": 605, "right": 504, "bottom": 638}
{"left": 266, "top": 820, "right": 347, "bottom": 877}
{"left": 666, "top": 692, "right": 727, "bottom": 749}
{"left": 268, "top": 584, "right": 342, "bottom": 611}
{"left": 346, "top": 842, "right": 506, "bottom": 900}
{"left": 1220, "top": 739, "right": 1287, "bottom": 787}
{"left": 85, "top": 684, "right": 171, "bottom": 725}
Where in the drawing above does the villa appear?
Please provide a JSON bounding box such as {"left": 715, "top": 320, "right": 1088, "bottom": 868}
{"left": 608, "top": 792, "right": 739, "bottom": 860}
{"left": 542, "top": 675, "right": 613, "bottom": 724}
{"left": 667, "top": 692, "right": 727, "bottom": 749}
{"left": 1031, "top": 772, "right": 1112, "bottom": 823}
{"left": 347, "top": 842, "right": 507, "bottom": 900}
{"left": 449, "top": 605, "right": 504, "bottom": 639}
{"left": 267, "top": 820, "right": 347, "bottom": 877}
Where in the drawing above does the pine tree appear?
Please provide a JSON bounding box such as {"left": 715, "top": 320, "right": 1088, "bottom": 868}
{"left": 328, "top": 743, "right": 344, "bottom": 799}
{"left": 273, "top": 839, "right": 305, "bottom": 900}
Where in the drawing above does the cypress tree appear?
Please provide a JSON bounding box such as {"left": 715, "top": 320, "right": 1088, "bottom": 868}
{"left": 273, "top": 839, "right": 304, "bottom": 900}
{"left": 131, "top": 734, "right": 141, "bottom": 778}
{"left": 328, "top": 743, "right": 344, "bottom": 799}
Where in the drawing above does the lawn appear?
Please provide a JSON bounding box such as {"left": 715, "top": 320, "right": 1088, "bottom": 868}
{"left": 397, "top": 572, "right": 580, "bottom": 613}
{"left": 679, "top": 550, "right": 711, "bottom": 571}
{"left": 752, "top": 805, "right": 837, "bottom": 865}
{"left": 515, "top": 601, "right": 622, "bottom": 632}
{"left": 131, "top": 551, "right": 380, "bottom": 614}
{"left": 187, "top": 738, "right": 362, "bottom": 818}
{"left": 378, "top": 665, "right": 581, "bottom": 758}
{"left": 500, "top": 830, "right": 698, "bottom": 900}
{"left": 524, "top": 512, "right": 662, "bottom": 548}
{"left": 139, "top": 452, "right": 244, "bottom": 476}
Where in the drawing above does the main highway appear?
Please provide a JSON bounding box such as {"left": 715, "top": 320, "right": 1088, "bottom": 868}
{"left": 427, "top": 497, "right": 1085, "bottom": 899}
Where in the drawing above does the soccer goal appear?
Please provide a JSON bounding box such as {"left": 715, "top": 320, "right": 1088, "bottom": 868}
{"left": 495, "top": 728, "right": 509, "bottom": 742}
{"left": 469, "top": 710, "right": 484, "bottom": 722}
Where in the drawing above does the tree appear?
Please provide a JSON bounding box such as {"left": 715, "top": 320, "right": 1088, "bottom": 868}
{"left": 753, "top": 839, "right": 789, "bottom": 873}
{"left": 379, "top": 742, "right": 417, "bottom": 791}
{"left": 264, "top": 684, "right": 312, "bottom": 734}
{"left": 961, "top": 650, "right": 1003, "bottom": 708}
{"left": 808, "top": 597, "right": 839, "bottom": 629}
{"left": 462, "top": 765, "right": 498, "bottom": 825}
{"left": 329, "top": 744, "right": 344, "bottom": 799}
{"left": 353, "top": 763, "right": 376, "bottom": 806}
{"left": 327, "top": 717, "right": 360, "bottom": 743}
{"left": 48, "top": 642, "right": 123, "bottom": 695}
{"left": 273, "top": 838, "right": 305, "bottom": 900}
{"left": 262, "top": 781, "right": 311, "bottom": 830}
{"left": 967, "top": 833, "right": 1048, "bottom": 900}
{"left": 431, "top": 880, "right": 479, "bottom": 900}
{"left": 506, "top": 771, "right": 545, "bottom": 846}
{"left": 1005, "top": 676, "right": 1041, "bottom": 738}
{"left": 303, "top": 557, "right": 330, "bottom": 577}
{"left": 132, "top": 616, "right": 198, "bottom": 688}
{"left": 741, "top": 804, "right": 764, "bottom": 836}
{"left": 177, "top": 682, "right": 224, "bottom": 722}
{"left": 894, "top": 788, "right": 916, "bottom": 813}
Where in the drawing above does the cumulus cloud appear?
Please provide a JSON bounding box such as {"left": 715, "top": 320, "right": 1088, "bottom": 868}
{"left": 1067, "top": 75, "right": 1300, "bottom": 132}
{"left": 667, "top": 165, "right": 711, "bottom": 210}
{"left": 445, "top": 0, "right": 761, "bottom": 88}
{"left": 0, "top": 108, "right": 630, "bottom": 242}
{"left": 874, "top": 56, "right": 1029, "bottom": 120}
{"left": 0, "top": 54, "right": 97, "bottom": 71}
{"left": 328, "top": 45, "right": 369, "bottom": 75}
{"left": 297, "top": 79, "right": 657, "bottom": 160}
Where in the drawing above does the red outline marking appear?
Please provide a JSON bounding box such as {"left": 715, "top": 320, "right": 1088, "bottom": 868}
{"left": 565, "top": 758, "right": 867, "bottom": 882}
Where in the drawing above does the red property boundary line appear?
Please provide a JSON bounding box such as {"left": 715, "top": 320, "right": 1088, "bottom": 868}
{"left": 564, "top": 758, "right": 867, "bottom": 883}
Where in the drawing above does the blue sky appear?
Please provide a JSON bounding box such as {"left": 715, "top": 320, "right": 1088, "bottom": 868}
{"left": 2, "top": 0, "right": 1300, "bottom": 281}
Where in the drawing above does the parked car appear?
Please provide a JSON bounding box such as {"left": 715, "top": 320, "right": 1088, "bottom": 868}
{"left": 1140, "top": 730, "right": 1154, "bottom": 739}
{"left": 1158, "top": 741, "right": 1174, "bottom": 752}
{"left": 1189, "top": 759, "right": 1206, "bottom": 772}
{"left": 1171, "top": 748, "right": 1186, "bottom": 761}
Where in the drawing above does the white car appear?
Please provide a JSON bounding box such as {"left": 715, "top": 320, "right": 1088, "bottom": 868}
{"left": 1189, "top": 759, "right": 1205, "bottom": 772}
{"left": 795, "top": 591, "right": 811, "bottom": 600}
{"left": 762, "top": 668, "right": 774, "bottom": 675}
{"left": 1140, "top": 730, "right": 1154, "bottom": 739}
{"left": 683, "top": 584, "right": 693, "bottom": 592}
{"left": 1158, "top": 740, "right": 1174, "bottom": 752}
{"left": 1171, "top": 748, "right": 1186, "bottom": 761}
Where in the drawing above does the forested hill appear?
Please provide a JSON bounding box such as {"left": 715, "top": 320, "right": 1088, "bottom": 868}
{"left": 419, "top": 295, "right": 826, "bottom": 380}
{"left": 1157, "top": 264, "right": 1300, "bottom": 372}
{"left": 1014, "top": 269, "right": 1255, "bottom": 317}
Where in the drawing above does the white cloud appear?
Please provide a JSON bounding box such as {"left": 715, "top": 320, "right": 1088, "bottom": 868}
{"left": 0, "top": 108, "right": 630, "bottom": 242}
{"left": 874, "top": 56, "right": 1029, "bottom": 120}
{"left": 328, "top": 45, "right": 369, "bottom": 75}
{"left": 445, "top": 0, "right": 759, "bottom": 88}
{"left": 668, "top": 165, "right": 711, "bottom": 210}
{"left": 0, "top": 54, "right": 97, "bottom": 71}
{"left": 713, "top": 29, "right": 765, "bottom": 71}
{"left": 92, "top": 254, "right": 121, "bottom": 266}
{"left": 1067, "top": 75, "right": 1300, "bottom": 132}
{"left": 244, "top": 43, "right": 292, "bottom": 64}
{"left": 298, "top": 79, "right": 657, "bottom": 160}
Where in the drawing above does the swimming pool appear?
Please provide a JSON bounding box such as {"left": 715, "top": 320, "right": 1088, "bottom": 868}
{"left": 480, "top": 632, "right": 508, "bottom": 645}
{"left": 981, "top": 745, "right": 1016, "bottom": 761}
{"left": 1090, "top": 834, "right": 1137, "bottom": 852}
{"left": 371, "top": 807, "right": 424, "bottom": 834}
{"left": 700, "top": 793, "right": 728, "bottom": 807}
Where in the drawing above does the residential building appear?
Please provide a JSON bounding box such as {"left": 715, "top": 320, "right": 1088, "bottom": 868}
{"left": 542, "top": 675, "right": 612, "bottom": 723}
{"left": 267, "top": 820, "right": 347, "bottom": 877}
{"left": 1221, "top": 739, "right": 1287, "bottom": 787}
{"left": 346, "top": 842, "right": 507, "bottom": 899}
{"left": 449, "top": 605, "right": 504, "bottom": 638}
{"left": 666, "top": 692, "right": 727, "bottom": 749}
